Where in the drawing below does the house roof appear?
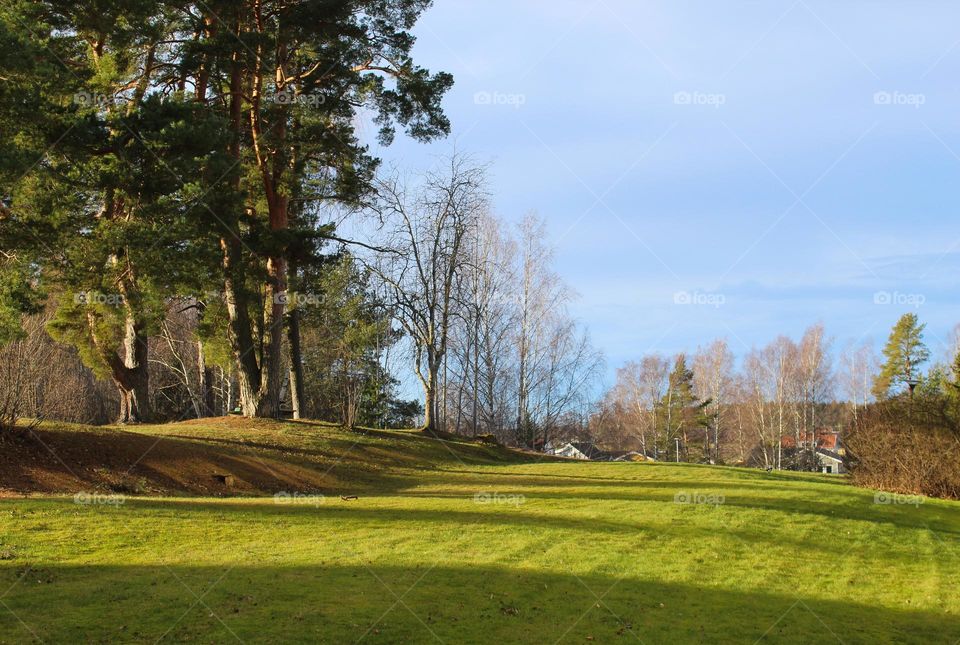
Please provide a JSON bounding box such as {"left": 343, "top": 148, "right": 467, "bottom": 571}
{"left": 781, "top": 431, "right": 840, "bottom": 451}
{"left": 819, "top": 434, "right": 840, "bottom": 450}
{"left": 817, "top": 448, "right": 844, "bottom": 463}
{"left": 567, "top": 442, "right": 607, "bottom": 459}
{"left": 557, "top": 442, "right": 626, "bottom": 461}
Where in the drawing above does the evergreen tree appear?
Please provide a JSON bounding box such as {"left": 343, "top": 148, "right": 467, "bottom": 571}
{"left": 298, "top": 254, "right": 399, "bottom": 428}
{"left": 0, "top": 1, "right": 229, "bottom": 421}
{"left": 660, "top": 354, "right": 710, "bottom": 460}
{"left": 168, "top": 0, "right": 453, "bottom": 417}
{"left": 872, "top": 313, "right": 930, "bottom": 400}
{"left": 1, "top": 1, "right": 453, "bottom": 420}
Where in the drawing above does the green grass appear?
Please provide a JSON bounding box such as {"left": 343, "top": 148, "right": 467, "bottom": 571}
{"left": 1, "top": 421, "right": 959, "bottom": 643}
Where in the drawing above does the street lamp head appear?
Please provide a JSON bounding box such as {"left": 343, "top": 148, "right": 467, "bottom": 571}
{"left": 905, "top": 378, "right": 920, "bottom": 398}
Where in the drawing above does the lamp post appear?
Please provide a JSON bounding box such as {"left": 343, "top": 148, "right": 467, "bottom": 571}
{"left": 905, "top": 378, "right": 920, "bottom": 423}
{"left": 906, "top": 378, "right": 920, "bottom": 399}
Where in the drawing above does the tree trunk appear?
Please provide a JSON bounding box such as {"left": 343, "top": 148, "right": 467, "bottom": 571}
{"left": 471, "top": 331, "right": 479, "bottom": 437}
{"left": 221, "top": 48, "right": 264, "bottom": 418}
{"left": 112, "top": 314, "right": 150, "bottom": 424}
{"left": 222, "top": 236, "right": 263, "bottom": 417}
{"left": 85, "top": 306, "right": 150, "bottom": 424}
{"left": 423, "top": 387, "right": 436, "bottom": 434}
{"left": 224, "top": 369, "right": 233, "bottom": 414}
{"left": 287, "top": 304, "right": 305, "bottom": 420}
{"left": 258, "top": 198, "right": 288, "bottom": 419}
{"left": 259, "top": 252, "right": 285, "bottom": 418}
{"left": 423, "top": 365, "right": 440, "bottom": 435}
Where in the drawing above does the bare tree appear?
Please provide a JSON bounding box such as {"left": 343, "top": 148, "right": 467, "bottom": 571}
{"left": 795, "top": 323, "right": 833, "bottom": 441}
{"left": 0, "top": 309, "right": 118, "bottom": 427}
{"left": 368, "top": 157, "right": 486, "bottom": 434}
{"left": 514, "top": 213, "right": 566, "bottom": 446}
{"left": 693, "top": 338, "right": 735, "bottom": 463}
{"left": 146, "top": 299, "right": 232, "bottom": 420}
{"left": 532, "top": 319, "right": 604, "bottom": 445}
{"left": 840, "top": 339, "right": 877, "bottom": 418}
{"left": 742, "top": 347, "right": 774, "bottom": 469}
{"left": 0, "top": 314, "right": 51, "bottom": 429}
{"left": 434, "top": 208, "right": 603, "bottom": 446}
{"left": 611, "top": 355, "right": 670, "bottom": 457}
{"left": 767, "top": 336, "right": 798, "bottom": 469}
{"left": 446, "top": 212, "right": 518, "bottom": 436}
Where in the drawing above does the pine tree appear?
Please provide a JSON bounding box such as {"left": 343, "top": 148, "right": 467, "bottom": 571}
{"left": 173, "top": 0, "right": 454, "bottom": 417}
{"left": 0, "top": 1, "right": 240, "bottom": 422}
{"left": 872, "top": 313, "right": 930, "bottom": 400}
{"left": 0, "top": 1, "right": 453, "bottom": 420}
{"left": 661, "top": 354, "right": 710, "bottom": 461}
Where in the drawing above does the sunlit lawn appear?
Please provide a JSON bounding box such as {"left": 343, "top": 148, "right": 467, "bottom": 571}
{"left": 1, "top": 433, "right": 959, "bottom": 643}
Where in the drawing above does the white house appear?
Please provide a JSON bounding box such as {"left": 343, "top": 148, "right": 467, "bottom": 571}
{"left": 547, "top": 442, "right": 632, "bottom": 461}
{"left": 781, "top": 430, "right": 847, "bottom": 474}
{"left": 816, "top": 448, "right": 846, "bottom": 474}
{"left": 550, "top": 442, "right": 593, "bottom": 460}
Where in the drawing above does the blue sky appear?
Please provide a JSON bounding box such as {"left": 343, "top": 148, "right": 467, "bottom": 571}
{"left": 367, "top": 0, "right": 960, "bottom": 381}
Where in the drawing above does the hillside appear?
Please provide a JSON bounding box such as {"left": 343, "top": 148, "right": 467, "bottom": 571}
{"left": 0, "top": 418, "right": 532, "bottom": 497}
{"left": 0, "top": 420, "right": 959, "bottom": 643}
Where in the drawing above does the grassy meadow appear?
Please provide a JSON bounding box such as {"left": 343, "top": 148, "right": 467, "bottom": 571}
{"left": 0, "top": 420, "right": 958, "bottom": 643}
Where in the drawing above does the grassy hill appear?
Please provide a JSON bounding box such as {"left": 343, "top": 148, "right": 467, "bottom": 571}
{"left": 1, "top": 419, "right": 958, "bottom": 643}
{"left": 0, "top": 418, "right": 531, "bottom": 497}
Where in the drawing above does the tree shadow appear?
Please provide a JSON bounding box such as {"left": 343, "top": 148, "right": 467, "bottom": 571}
{"left": 0, "top": 562, "right": 953, "bottom": 644}
{"left": 20, "top": 497, "right": 935, "bottom": 567}
{"left": 0, "top": 428, "right": 425, "bottom": 497}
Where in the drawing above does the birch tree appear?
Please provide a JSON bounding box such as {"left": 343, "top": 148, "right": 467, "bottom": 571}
{"left": 447, "top": 212, "right": 518, "bottom": 435}
{"left": 840, "top": 340, "right": 877, "bottom": 420}
{"left": 693, "top": 338, "right": 735, "bottom": 463}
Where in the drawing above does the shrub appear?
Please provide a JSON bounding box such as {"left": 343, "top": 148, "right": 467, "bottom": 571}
{"left": 847, "top": 397, "right": 960, "bottom": 499}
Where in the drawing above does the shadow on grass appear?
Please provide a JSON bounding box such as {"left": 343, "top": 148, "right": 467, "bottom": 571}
{"left": 421, "top": 468, "right": 848, "bottom": 493}
{"left": 452, "top": 487, "right": 956, "bottom": 532}
{"left": 14, "top": 496, "right": 940, "bottom": 564}
{"left": 0, "top": 426, "right": 520, "bottom": 498}
{"left": 0, "top": 562, "right": 954, "bottom": 644}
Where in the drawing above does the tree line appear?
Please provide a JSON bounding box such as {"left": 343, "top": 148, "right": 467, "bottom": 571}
{"left": 0, "top": 2, "right": 603, "bottom": 442}
{"left": 0, "top": 0, "right": 451, "bottom": 424}
{"left": 592, "top": 313, "right": 960, "bottom": 482}
{"left": 0, "top": 4, "right": 956, "bottom": 497}
{"left": 364, "top": 167, "right": 603, "bottom": 442}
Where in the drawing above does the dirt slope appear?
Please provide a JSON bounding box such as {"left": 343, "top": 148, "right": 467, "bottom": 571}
{"left": 0, "top": 417, "right": 529, "bottom": 497}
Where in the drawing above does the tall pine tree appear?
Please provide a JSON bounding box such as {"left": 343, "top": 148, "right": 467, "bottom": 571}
{"left": 661, "top": 354, "right": 710, "bottom": 461}
{"left": 872, "top": 313, "right": 930, "bottom": 400}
